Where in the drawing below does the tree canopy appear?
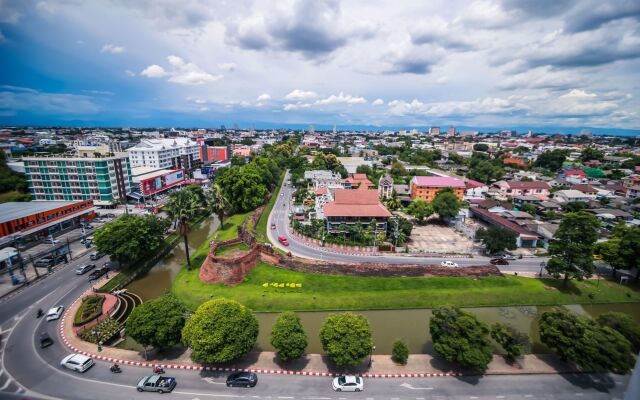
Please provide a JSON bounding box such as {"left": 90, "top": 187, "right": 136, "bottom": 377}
{"left": 540, "top": 308, "right": 634, "bottom": 374}
{"left": 490, "top": 323, "right": 529, "bottom": 363}
{"left": 533, "top": 149, "right": 568, "bottom": 172}
{"left": 468, "top": 153, "right": 504, "bottom": 183}
{"left": 164, "top": 189, "right": 202, "bottom": 267}
{"left": 93, "top": 214, "right": 169, "bottom": 265}
{"left": 546, "top": 212, "right": 600, "bottom": 286}
{"left": 596, "top": 312, "right": 640, "bottom": 353}
{"left": 580, "top": 146, "right": 605, "bottom": 162}
{"left": 182, "top": 298, "right": 259, "bottom": 363}
{"left": 406, "top": 199, "right": 433, "bottom": 223}
{"left": 319, "top": 312, "right": 373, "bottom": 367}
{"left": 429, "top": 307, "right": 492, "bottom": 372}
{"left": 270, "top": 312, "right": 308, "bottom": 362}
{"left": 475, "top": 226, "right": 517, "bottom": 255}
{"left": 432, "top": 188, "right": 461, "bottom": 221}
{"left": 125, "top": 294, "right": 185, "bottom": 351}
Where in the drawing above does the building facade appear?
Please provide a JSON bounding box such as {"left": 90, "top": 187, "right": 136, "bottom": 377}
{"left": 323, "top": 189, "right": 392, "bottom": 233}
{"left": 0, "top": 200, "right": 95, "bottom": 239}
{"left": 410, "top": 176, "right": 465, "bottom": 202}
{"left": 24, "top": 154, "right": 133, "bottom": 206}
{"left": 127, "top": 138, "right": 200, "bottom": 171}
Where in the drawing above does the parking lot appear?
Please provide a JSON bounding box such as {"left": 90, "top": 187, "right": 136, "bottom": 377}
{"left": 407, "top": 223, "right": 476, "bottom": 255}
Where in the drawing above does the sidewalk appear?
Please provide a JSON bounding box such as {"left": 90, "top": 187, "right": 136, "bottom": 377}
{"left": 60, "top": 290, "right": 577, "bottom": 378}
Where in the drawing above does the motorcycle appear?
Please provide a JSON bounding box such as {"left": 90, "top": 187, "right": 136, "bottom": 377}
{"left": 36, "top": 309, "right": 43, "bottom": 318}
{"left": 153, "top": 366, "right": 165, "bottom": 374}
{"left": 110, "top": 364, "right": 122, "bottom": 373}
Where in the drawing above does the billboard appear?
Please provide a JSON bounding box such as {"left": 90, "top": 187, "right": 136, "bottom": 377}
{"left": 140, "top": 169, "right": 185, "bottom": 196}
{"left": 164, "top": 171, "right": 184, "bottom": 186}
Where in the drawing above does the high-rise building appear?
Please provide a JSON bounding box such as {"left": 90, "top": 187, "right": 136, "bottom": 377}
{"left": 199, "top": 144, "right": 229, "bottom": 164}
{"left": 127, "top": 138, "right": 200, "bottom": 171}
{"left": 447, "top": 127, "right": 456, "bottom": 137}
{"left": 429, "top": 127, "right": 441, "bottom": 135}
{"left": 23, "top": 153, "right": 133, "bottom": 206}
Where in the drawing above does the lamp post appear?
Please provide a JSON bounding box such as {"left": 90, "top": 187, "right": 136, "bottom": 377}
{"left": 368, "top": 345, "right": 376, "bottom": 368}
{"left": 539, "top": 261, "right": 547, "bottom": 277}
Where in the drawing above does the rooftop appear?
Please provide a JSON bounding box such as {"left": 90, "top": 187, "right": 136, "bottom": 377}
{"left": 323, "top": 189, "right": 392, "bottom": 218}
{"left": 0, "top": 200, "right": 89, "bottom": 225}
{"left": 501, "top": 180, "right": 551, "bottom": 190}
{"left": 411, "top": 176, "right": 466, "bottom": 188}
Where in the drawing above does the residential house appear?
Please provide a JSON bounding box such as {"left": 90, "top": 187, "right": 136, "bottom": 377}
{"left": 393, "top": 184, "right": 411, "bottom": 203}
{"left": 570, "top": 184, "right": 598, "bottom": 198}
{"left": 304, "top": 170, "right": 343, "bottom": 191}
{"left": 323, "top": 189, "right": 392, "bottom": 233}
{"left": 378, "top": 175, "right": 393, "bottom": 199}
{"left": 492, "top": 180, "right": 551, "bottom": 200}
{"left": 463, "top": 179, "right": 488, "bottom": 200}
{"left": 343, "top": 173, "right": 374, "bottom": 190}
{"left": 470, "top": 206, "right": 538, "bottom": 248}
{"left": 564, "top": 169, "right": 589, "bottom": 184}
{"left": 410, "top": 176, "right": 465, "bottom": 202}
{"left": 626, "top": 185, "right": 640, "bottom": 200}
{"left": 553, "top": 189, "right": 591, "bottom": 204}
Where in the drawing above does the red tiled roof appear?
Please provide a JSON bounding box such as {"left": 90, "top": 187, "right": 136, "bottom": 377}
{"left": 571, "top": 184, "right": 597, "bottom": 194}
{"left": 315, "top": 187, "right": 328, "bottom": 195}
{"left": 471, "top": 207, "right": 538, "bottom": 238}
{"left": 566, "top": 169, "right": 586, "bottom": 177}
{"left": 504, "top": 180, "right": 550, "bottom": 190}
{"left": 412, "top": 176, "right": 466, "bottom": 188}
{"left": 323, "top": 189, "right": 392, "bottom": 218}
{"left": 465, "top": 179, "right": 486, "bottom": 189}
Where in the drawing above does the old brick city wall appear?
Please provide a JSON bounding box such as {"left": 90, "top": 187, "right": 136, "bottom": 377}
{"left": 199, "top": 205, "right": 502, "bottom": 286}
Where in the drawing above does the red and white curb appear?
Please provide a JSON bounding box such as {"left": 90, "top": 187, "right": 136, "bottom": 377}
{"left": 59, "top": 295, "right": 460, "bottom": 379}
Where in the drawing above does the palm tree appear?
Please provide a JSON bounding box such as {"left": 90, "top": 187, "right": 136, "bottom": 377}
{"left": 165, "top": 190, "right": 200, "bottom": 269}
{"left": 209, "top": 183, "right": 229, "bottom": 228}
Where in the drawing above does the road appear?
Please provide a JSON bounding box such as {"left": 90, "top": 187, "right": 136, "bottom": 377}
{"left": 267, "top": 172, "right": 547, "bottom": 274}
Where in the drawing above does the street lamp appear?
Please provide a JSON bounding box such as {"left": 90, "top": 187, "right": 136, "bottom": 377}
{"left": 539, "top": 261, "right": 547, "bottom": 277}
{"left": 368, "top": 345, "right": 376, "bottom": 368}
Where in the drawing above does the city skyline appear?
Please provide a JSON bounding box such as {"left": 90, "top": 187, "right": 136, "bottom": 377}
{"left": 1, "top": 0, "right": 639, "bottom": 130}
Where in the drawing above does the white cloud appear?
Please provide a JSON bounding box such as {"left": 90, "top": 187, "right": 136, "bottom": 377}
{"left": 283, "top": 102, "right": 312, "bottom": 111}
{"left": 285, "top": 89, "right": 318, "bottom": 100}
{"left": 217, "top": 62, "right": 237, "bottom": 72}
{"left": 560, "top": 89, "right": 597, "bottom": 99}
{"left": 141, "top": 65, "right": 167, "bottom": 78}
{"left": 387, "top": 97, "right": 520, "bottom": 117}
{"left": 372, "top": 98, "right": 384, "bottom": 106}
{"left": 125, "top": 69, "right": 136, "bottom": 77}
{"left": 315, "top": 92, "right": 366, "bottom": 105}
{"left": 141, "top": 56, "right": 222, "bottom": 85}
{"left": 101, "top": 44, "right": 125, "bottom": 54}
{"left": 256, "top": 93, "right": 271, "bottom": 101}
{"left": 0, "top": 86, "right": 100, "bottom": 114}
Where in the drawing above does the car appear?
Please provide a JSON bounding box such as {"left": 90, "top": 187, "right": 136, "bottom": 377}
{"left": 500, "top": 254, "right": 517, "bottom": 260}
{"left": 89, "top": 252, "right": 105, "bottom": 260}
{"left": 87, "top": 267, "right": 108, "bottom": 280}
{"left": 60, "top": 354, "right": 94, "bottom": 372}
{"left": 46, "top": 306, "right": 64, "bottom": 321}
{"left": 226, "top": 372, "right": 258, "bottom": 388}
{"left": 80, "top": 237, "right": 93, "bottom": 244}
{"left": 34, "top": 255, "right": 66, "bottom": 268}
{"left": 332, "top": 375, "right": 364, "bottom": 392}
{"left": 490, "top": 258, "right": 509, "bottom": 265}
{"left": 80, "top": 224, "right": 93, "bottom": 229}
{"left": 278, "top": 235, "right": 289, "bottom": 246}
{"left": 271, "top": 223, "right": 276, "bottom": 229}
{"left": 93, "top": 218, "right": 105, "bottom": 223}
{"left": 39, "top": 332, "right": 54, "bottom": 348}
{"left": 44, "top": 238, "right": 60, "bottom": 245}
{"left": 137, "top": 375, "right": 177, "bottom": 393}
{"left": 75, "top": 264, "right": 96, "bottom": 275}
{"left": 441, "top": 260, "right": 459, "bottom": 268}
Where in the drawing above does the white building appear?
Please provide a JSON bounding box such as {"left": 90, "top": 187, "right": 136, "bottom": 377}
{"left": 552, "top": 189, "right": 591, "bottom": 203}
{"left": 127, "top": 138, "right": 200, "bottom": 171}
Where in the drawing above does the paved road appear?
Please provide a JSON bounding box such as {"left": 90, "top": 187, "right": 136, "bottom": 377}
{"left": 267, "top": 172, "right": 548, "bottom": 274}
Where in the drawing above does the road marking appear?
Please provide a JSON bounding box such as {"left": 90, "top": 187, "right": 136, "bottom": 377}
{"left": 575, "top": 394, "right": 583, "bottom": 397}
{"left": 524, "top": 396, "right": 533, "bottom": 398}
{"left": 401, "top": 382, "right": 433, "bottom": 390}
{"left": 202, "top": 377, "right": 226, "bottom": 384}
{"left": 496, "top": 396, "right": 505, "bottom": 399}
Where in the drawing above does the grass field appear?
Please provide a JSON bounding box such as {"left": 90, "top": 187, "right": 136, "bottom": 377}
{"left": 216, "top": 212, "right": 251, "bottom": 242}
{"left": 254, "top": 172, "right": 285, "bottom": 243}
{"left": 172, "top": 262, "right": 640, "bottom": 312}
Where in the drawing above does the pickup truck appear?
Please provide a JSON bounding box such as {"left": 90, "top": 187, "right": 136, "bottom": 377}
{"left": 136, "top": 375, "right": 176, "bottom": 393}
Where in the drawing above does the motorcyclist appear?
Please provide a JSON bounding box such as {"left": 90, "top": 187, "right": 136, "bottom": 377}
{"left": 37, "top": 308, "right": 43, "bottom": 318}
{"left": 153, "top": 366, "right": 165, "bottom": 374}
{"left": 110, "top": 363, "right": 121, "bottom": 372}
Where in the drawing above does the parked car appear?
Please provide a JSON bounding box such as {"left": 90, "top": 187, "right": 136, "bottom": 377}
{"left": 44, "top": 238, "right": 60, "bottom": 245}
{"left": 490, "top": 258, "right": 509, "bottom": 265}
{"left": 500, "top": 254, "right": 517, "bottom": 260}
{"left": 46, "top": 305, "right": 64, "bottom": 321}
{"left": 278, "top": 235, "right": 289, "bottom": 246}
{"left": 39, "top": 332, "right": 54, "bottom": 348}
{"left": 271, "top": 223, "right": 276, "bottom": 229}
{"left": 136, "top": 375, "right": 176, "bottom": 393}
{"left": 80, "top": 236, "right": 93, "bottom": 244}
{"left": 34, "top": 255, "right": 66, "bottom": 268}
{"left": 226, "top": 372, "right": 258, "bottom": 388}
{"left": 332, "top": 375, "right": 364, "bottom": 392}
{"left": 80, "top": 223, "right": 93, "bottom": 229}
{"left": 441, "top": 260, "right": 459, "bottom": 268}
{"left": 75, "top": 264, "right": 96, "bottom": 275}
{"left": 60, "top": 353, "right": 94, "bottom": 372}
{"left": 87, "top": 267, "right": 108, "bottom": 280}
{"left": 89, "top": 252, "right": 105, "bottom": 260}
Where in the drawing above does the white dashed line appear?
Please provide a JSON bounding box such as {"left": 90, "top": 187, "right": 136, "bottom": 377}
{"left": 278, "top": 397, "right": 294, "bottom": 399}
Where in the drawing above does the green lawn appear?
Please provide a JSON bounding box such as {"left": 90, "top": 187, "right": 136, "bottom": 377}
{"left": 172, "top": 262, "right": 640, "bottom": 312}
{"left": 254, "top": 172, "right": 285, "bottom": 243}
{"left": 215, "top": 242, "right": 250, "bottom": 256}
{"left": 216, "top": 212, "right": 251, "bottom": 242}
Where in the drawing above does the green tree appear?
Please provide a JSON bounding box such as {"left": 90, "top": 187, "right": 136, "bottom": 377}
{"left": 596, "top": 312, "right": 640, "bottom": 353}
{"left": 562, "top": 201, "right": 588, "bottom": 213}
{"left": 391, "top": 340, "right": 409, "bottom": 365}
{"left": 540, "top": 308, "right": 634, "bottom": 374}
{"left": 93, "top": 214, "right": 169, "bottom": 265}
{"left": 468, "top": 159, "right": 504, "bottom": 183}
{"left": 546, "top": 212, "right": 600, "bottom": 287}
{"left": 475, "top": 226, "right": 517, "bottom": 255}
{"left": 390, "top": 161, "right": 407, "bottom": 178}
{"left": 356, "top": 164, "right": 373, "bottom": 176}
{"left": 447, "top": 151, "right": 464, "bottom": 165}
{"left": 534, "top": 150, "right": 567, "bottom": 172}
{"left": 125, "top": 294, "right": 185, "bottom": 353}
{"left": 182, "top": 298, "right": 259, "bottom": 363}
{"left": 270, "top": 312, "right": 308, "bottom": 362}
{"left": 520, "top": 203, "right": 537, "bottom": 215}
{"left": 208, "top": 183, "right": 229, "bottom": 227}
{"left": 580, "top": 146, "right": 605, "bottom": 162}
{"left": 430, "top": 307, "right": 492, "bottom": 372}
{"left": 164, "top": 189, "right": 201, "bottom": 268}
{"left": 406, "top": 199, "right": 433, "bottom": 223}
{"left": 432, "top": 188, "right": 461, "bottom": 221}
{"left": 184, "top": 184, "right": 208, "bottom": 206}
{"left": 216, "top": 166, "right": 268, "bottom": 212}
{"left": 473, "top": 143, "right": 489, "bottom": 152}
{"left": 490, "top": 323, "right": 529, "bottom": 363}
{"left": 319, "top": 312, "right": 373, "bottom": 367}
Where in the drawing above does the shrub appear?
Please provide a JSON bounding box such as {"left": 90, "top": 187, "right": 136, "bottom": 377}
{"left": 490, "top": 323, "right": 529, "bottom": 363}
{"left": 73, "top": 296, "right": 105, "bottom": 326}
{"left": 270, "top": 311, "right": 308, "bottom": 361}
{"left": 78, "top": 317, "right": 120, "bottom": 344}
{"left": 319, "top": 312, "right": 373, "bottom": 367}
{"left": 126, "top": 294, "right": 186, "bottom": 351}
{"left": 597, "top": 312, "right": 640, "bottom": 353}
{"left": 391, "top": 340, "right": 409, "bottom": 365}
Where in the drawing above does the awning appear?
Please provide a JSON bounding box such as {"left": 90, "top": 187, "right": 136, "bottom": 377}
{"left": 15, "top": 207, "right": 98, "bottom": 237}
{"left": 127, "top": 192, "right": 144, "bottom": 200}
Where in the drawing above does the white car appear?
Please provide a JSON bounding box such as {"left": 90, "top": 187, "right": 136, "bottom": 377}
{"left": 441, "top": 260, "right": 459, "bottom": 268}
{"left": 60, "top": 354, "right": 94, "bottom": 372}
{"left": 46, "top": 306, "right": 64, "bottom": 321}
{"left": 332, "top": 375, "right": 364, "bottom": 392}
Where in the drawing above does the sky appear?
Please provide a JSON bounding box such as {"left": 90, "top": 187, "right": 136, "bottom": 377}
{"left": 0, "top": 0, "right": 639, "bottom": 131}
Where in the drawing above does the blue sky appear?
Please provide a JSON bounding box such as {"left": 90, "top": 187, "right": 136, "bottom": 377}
{"left": 0, "top": 0, "right": 639, "bottom": 131}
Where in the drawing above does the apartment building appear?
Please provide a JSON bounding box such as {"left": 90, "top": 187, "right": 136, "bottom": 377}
{"left": 410, "top": 176, "right": 465, "bottom": 202}
{"left": 127, "top": 138, "right": 200, "bottom": 171}
{"left": 24, "top": 153, "right": 133, "bottom": 206}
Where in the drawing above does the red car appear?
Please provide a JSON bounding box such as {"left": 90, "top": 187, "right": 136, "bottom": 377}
{"left": 278, "top": 235, "right": 289, "bottom": 246}
{"left": 271, "top": 223, "right": 276, "bottom": 229}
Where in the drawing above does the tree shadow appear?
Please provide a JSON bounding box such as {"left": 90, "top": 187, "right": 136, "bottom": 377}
{"left": 144, "top": 345, "right": 189, "bottom": 362}
{"left": 272, "top": 354, "right": 311, "bottom": 371}
{"left": 541, "top": 278, "right": 582, "bottom": 296}
{"left": 557, "top": 373, "right": 617, "bottom": 393}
